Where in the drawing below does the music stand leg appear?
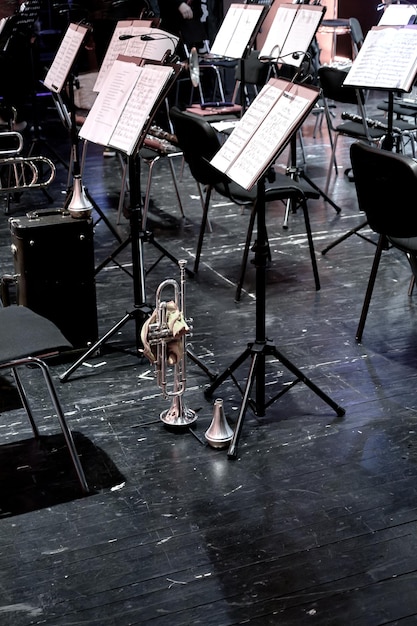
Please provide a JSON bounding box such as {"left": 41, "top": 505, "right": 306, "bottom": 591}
{"left": 321, "top": 219, "right": 369, "bottom": 255}
{"left": 59, "top": 307, "right": 149, "bottom": 382}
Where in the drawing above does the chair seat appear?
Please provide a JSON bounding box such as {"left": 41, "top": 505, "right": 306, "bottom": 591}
{"left": 388, "top": 235, "right": 417, "bottom": 252}
{"left": 378, "top": 101, "right": 417, "bottom": 120}
{"left": 0, "top": 305, "right": 72, "bottom": 363}
{"left": 214, "top": 172, "right": 319, "bottom": 205}
{"left": 335, "top": 121, "right": 386, "bottom": 140}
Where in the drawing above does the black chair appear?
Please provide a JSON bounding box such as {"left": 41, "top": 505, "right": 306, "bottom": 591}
{"left": 350, "top": 141, "right": 417, "bottom": 342}
{"left": 0, "top": 305, "right": 89, "bottom": 493}
{"left": 170, "top": 106, "right": 321, "bottom": 300}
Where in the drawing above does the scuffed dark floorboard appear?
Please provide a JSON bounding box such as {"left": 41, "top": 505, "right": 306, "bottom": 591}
{"left": 1, "top": 90, "right": 417, "bottom": 625}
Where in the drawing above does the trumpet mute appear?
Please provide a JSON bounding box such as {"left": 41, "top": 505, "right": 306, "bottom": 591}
{"left": 68, "top": 174, "right": 93, "bottom": 218}
{"left": 205, "top": 398, "right": 233, "bottom": 449}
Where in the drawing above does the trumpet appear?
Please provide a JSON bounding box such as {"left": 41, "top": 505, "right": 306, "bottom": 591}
{"left": 141, "top": 260, "right": 197, "bottom": 427}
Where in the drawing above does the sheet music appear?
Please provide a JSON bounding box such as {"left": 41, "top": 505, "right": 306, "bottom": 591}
{"left": 80, "top": 59, "right": 174, "bottom": 155}
{"left": 378, "top": 5, "right": 417, "bottom": 26}
{"left": 280, "top": 7, "right": 323, "bottom": 67}
{"left": 258, "top": 5, "right": 297, "bottom": 60}
{"left": 259, "top": 4, "right": 323, "bottom": 67}
{"left": 210, "top": 4, "right": 264, "bottom": 59}
{"left": 211, "top": 81, "right": 282, "bottom": 174}
{"left": 211, "top": 78, "right": 318, "bottom": 190}
{"left": 44, "top": 24, "right": 89, "bottom": 93}
{"left": 344, "top": 26, "right": 417, "bottom": 92}
{"left": 109, "top": 64, "right": 174, "bottom": 154}
{"left": 93, "top": 21, "right": 178, "bottom": 92}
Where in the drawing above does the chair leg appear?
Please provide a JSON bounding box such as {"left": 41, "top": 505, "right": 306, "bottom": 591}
{"left": 235, "top": 202, "right": 257, "bottom": 301}
{"left": 300, "top": 198, "right": 320, "bottom": 291}
{"left": 168, "top": 156, "right": 185, "bottom": 219}
{"left": 356, "top": 234, "right": 385, "bottom": 342}
{"left": 11, "top": 357, "right": 89, "bottom": 493}
{"left": 197, "top": 182, "right": 213, "bottom": 232}
{"left": 406, "top": 252, "right": 417, "bottom": 295}
{"left": 11, "top": 367, "right": 40, "bottom": 437}
{"left": 194, "top": 185, "right": 213, "bottom": 274}
{"left": 38, "top": 359, "right": 89, "bottom": 493}
{"left": 325, "top": 133, "right": 339, "bottom": 194}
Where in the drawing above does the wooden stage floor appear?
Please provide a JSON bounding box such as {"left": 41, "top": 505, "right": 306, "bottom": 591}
{"left": 1, "top": 96, "right": 417, "bottom": 626}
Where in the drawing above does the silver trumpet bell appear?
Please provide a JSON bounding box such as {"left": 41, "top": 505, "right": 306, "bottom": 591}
{"left": 67, "top": 174, "right": 93, "bottom": 218}
{"left": 205, "top": 398, "right": 233, "bottom": 449}
{"left": 160, "top": 394, "right": 197, "bottom": 428}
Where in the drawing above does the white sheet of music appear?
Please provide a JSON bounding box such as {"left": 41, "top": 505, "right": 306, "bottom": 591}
{"left": 44, "top": 24, "right": 88, "bottom": 93}
{"left": 211, "top": 82, "right": 282, "bottom": 175}
{"left": 258, "top": 5, "right": 297, "bottom": 61}
{"left": 93, "top": 22, "right": 178, "bottom": 92}
{"left": 378, "top": 5, "right": 416, "bottom": 26}
{"left": 280, "top": 7, "right": 323, "bottom": 67}
{"left": 109, "top": 64, "right": 174, "bottom": 154}
{"left": 80, "top": 59, "right": 174, "bottom": 155}
{"left": 344, "top": 26, "right": 417, "bottom": 92}
{"left": 210, "top": 4, "right": 264, "bottom": 59}
{"left": 211, "top": 79, "right": 316, "bottom": 190}
{"left": 80, "top": 59, "right": 139, "bottom": 147}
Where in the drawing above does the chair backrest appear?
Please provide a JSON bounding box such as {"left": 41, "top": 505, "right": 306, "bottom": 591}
{"left": 350, "top": 141, "right": 417, "bottom": 237}
{"left": 234, "top": 50, "right": 269, "bottom": 87}
{"left": 349, "top": 17, "right": 364, "bottom": 57}
{"left": 318, "top": 66, "right": 360, "bottom": 106}
{"left": 170, "top": 106, "right": 224, "bottom": 186}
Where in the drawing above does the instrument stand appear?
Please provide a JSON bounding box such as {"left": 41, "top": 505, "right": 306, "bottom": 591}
{"left": 205, "top": 176, "right": 345, "bottom": 459}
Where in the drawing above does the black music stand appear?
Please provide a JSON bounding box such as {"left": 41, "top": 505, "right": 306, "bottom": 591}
{"left": 255, "top": 2, "right": 342, "bottom": 219}
{"left": 321, "top": 24, "right": 417, "bottom": 255}
{"left": 206, "top": 175, "right": 345, "bottom": 459}
{"left": 60, "top": 59, "right": 214, "bottom": 383}
{"left": 204, "top": 78, "right": 345, "bottom": 459}
{"left": 43, "top": 21, "right": 122, "bottom": 243}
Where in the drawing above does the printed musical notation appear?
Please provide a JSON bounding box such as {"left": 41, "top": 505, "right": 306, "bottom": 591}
{"left": 258, "top": 3, "right": 324, "bottom": 67}
{"left": 43, "top": 24, "right": 89, "bottom": 94}
{"left": 211, "top": 78, "right": 318, "bottom": 190}
{"left": 93, "top": 21, "right": 178, "bottom": 93}
{"left": 210, "top": 3, "right": 265, "bottom": 60}
{"left": 79, "top": 59, "right": 174, "bottom": 156}
{"left": 344, "top": 26, "right": 417, "bottom": 92}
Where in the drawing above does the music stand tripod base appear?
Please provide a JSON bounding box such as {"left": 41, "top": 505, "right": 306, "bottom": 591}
{"left": 204, "top": 176, "right": 345, "bottom": 460}
{"left": 205, "top": 339, "right": 345, "bottom": 459}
